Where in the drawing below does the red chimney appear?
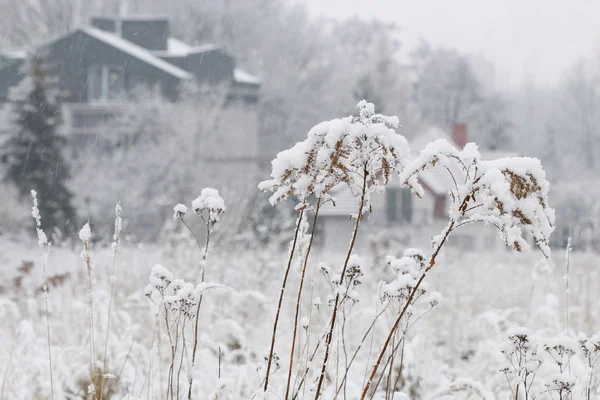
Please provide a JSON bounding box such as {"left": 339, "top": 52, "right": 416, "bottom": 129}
{"left": 452, "top": 123, "right": 468, "bottom": 149}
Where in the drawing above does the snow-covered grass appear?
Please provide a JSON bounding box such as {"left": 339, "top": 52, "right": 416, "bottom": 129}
{"left": 0, "top": 235, "right": 598, "bottom": 399}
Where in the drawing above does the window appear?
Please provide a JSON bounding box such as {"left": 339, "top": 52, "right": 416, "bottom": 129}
{"left": 434, "top": 196, "right": 447, "bottom": 218}
{"left": 386, "top": 188, "right": 413, "bottom": 224}
{"left": 401, "top": 188, "right": 413, "bottom": 223}
{"left": 386, "top": 189, "right": 400, "bottom": 222}
{"left": 88, "top": 64, "right": 123, "bottom": 102}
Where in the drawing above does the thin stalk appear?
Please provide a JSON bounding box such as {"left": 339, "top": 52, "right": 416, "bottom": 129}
{"left": 31, "top": 191, "right": 54, "bottom": 400}
{"left": 100, "top": 202, "right": 122, "bottom": 400}
{"left": 187, "top": 219, "right": 212, "bottom": 399}
{"left": 0, "top": 330, "right": 20, "bottom": 400}
{"left": 218, "top": 347, "right": 222, "bottom": 378}
{"left": 385, "top": 333, "right": 396, "bottom": 399}
{"left": 131, "top": 346, "right": 142, "bottom": 395}
{"left": 369, "top": 336, "right": 405, "bottom": 400}
{"left": 42, "top": 253, "right": 54, "bottom": 400}
{"left": 315, "top": 168, "right": 368, "bottom": 399}
{"left": 341, "top": 308, "right": 349, "bottom": 399}
{"left": 285, "top": 199, "right": 321, "bottom": 400}
{"left": 360, "top": 221, "right": 455, "bottom": 400}
{"left": 264, "top": 208, "right": 306, "bottom": 392}
{"left": 292, "top": 331, "right": 328, "bottom": 400}
{"left": 177, "top": 323, "right": 187, "bottom": 400}
{"left": 300, "top": 258, "right": 322, "bottom": 399}
{"left": 107, "top": 339, "right": 135, "bottom": 400}
{"left": 391, "top": 338, "right": 406, "bottom": 393}
{"left": 565, "top": 236, "right": 571, "bottom": 334}
{"left": 82, "top": 236, "right": 96, "bottom": 399}
{"left": 165, "top": 310, "right": 175, "bottom": 400}
{"left": 335, "top": 306, "right": 388, "bottom": 398}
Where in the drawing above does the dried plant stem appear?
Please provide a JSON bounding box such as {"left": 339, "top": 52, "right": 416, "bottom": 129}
{"left": 106, "top": 339, "right": 135, "bottom": 400}
{"left": 42, "top": 254, "right": 55, "bottom": 400}
{"left": 360, "top": 220, "right": 455, "bottom": 400}
{"left": 292, "top": 331, "right": 328, "bottom": 400}
{"left": 565, "top": 236, "right": 571, "bottom": 334}
{"left": 176, "top": 326, "right": 187, "bottom": 400}
{"left": 82, "top": 238, "right": 96, "bottom": 399}
{"left": 385, "top": 332, "right": 397, "bottom": 399}
{"left": 314, "top": 169, "right": 368, "bottom": 399}
{"left": 264, "top": 208, "right": 306, "bottom": 392}
{"left": 391, "top": 338, "right": 406, "bottom": 393}
{"left": 334, "top": 306, "right": 387, "bottom": 398}
{"left": 0, "top": 330, "right": 20, "bottom": 400}
{"left": 165, "top": 310, "right": 176, "bottom": 400}
{"left": 100, "top": 203, "right": 122, "bottom": 400}
{"left": 31, "top": 191, "right": 55, "bottom": 400}
{"left": 369, "top": 337, "right": 405, "bottom": 400}
{"left": 187, "top": 220, "right": 212, "bottom": 399}
{"left": 285, "top": 199, "right": 321, "bottom": 400}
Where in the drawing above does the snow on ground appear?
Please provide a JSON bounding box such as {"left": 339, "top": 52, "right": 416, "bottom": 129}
{"left": 0, "top": 235, "right": 598, "bottom": 399}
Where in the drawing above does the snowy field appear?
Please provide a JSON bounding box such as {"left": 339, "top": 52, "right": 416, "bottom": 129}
{"left": 0, "top": 234, "right": 598, "bottom": 399}
{"left": 1, "top": 102, "right": 599, "bottom": 400}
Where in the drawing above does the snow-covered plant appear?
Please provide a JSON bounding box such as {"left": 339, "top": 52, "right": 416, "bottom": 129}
{"left": 380, "top": 249, "right": 428, "bottom": 303}
{"left": 30, "top": 190, "right": 55, "bottom": 399}
{"left": 500, "top": 328, "right": 543, "bottom": 399}
{"left": 79, "top": 222, "right": 97, "bottom": 398}
{"left": 100, "top": 202, "right": 122, "bottom": 399}
{"left": 259, "top": 101, "right": 414, "bottom": 396}
{"left": 192, "top": 188, "right": 226, "bottom": 225}
{"left": 159, "top": 191, "right": 228, "bottom": 398}
{"left": 361, "top": 139, "right": 555, "bottom": 399}
{"left": 401, "top": 140, "right": 555, "bottom": 256}
{"left": 540, "top": 336, "right": 578, "bottom": 399}
{"left": 144, "top": 262, "right": 231, "bottom": 399}
{"left": 578, "top": 333, "right": 600, "bottom": 399}
{"left": 259, "top": 99, "right": 414, "bottom": 208}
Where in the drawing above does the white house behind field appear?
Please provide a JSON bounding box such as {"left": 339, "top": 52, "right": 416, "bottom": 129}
{"left": 318, "top": 124, "right": 518, "bottom": 253}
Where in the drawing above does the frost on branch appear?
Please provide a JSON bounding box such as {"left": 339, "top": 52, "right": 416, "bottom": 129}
{"left": 399, "top": 139, "right": 555, "bottom": 256}
{"left": 259, "top": 100, "right": 416, "bottom": 209}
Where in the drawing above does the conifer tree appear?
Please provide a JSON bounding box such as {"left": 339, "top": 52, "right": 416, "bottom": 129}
{"left": 1, "top": 52, "right": 77, "bottom": 238}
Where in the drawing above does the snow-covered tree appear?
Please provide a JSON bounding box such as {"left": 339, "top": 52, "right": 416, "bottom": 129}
{"left": 0, "top": 53, "right": 77, "bottom": 239}
{"left": 410, "top": 43, "right": 513, "bottom": 149}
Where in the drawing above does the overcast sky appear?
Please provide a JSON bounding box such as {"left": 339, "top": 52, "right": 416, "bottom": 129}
{"left": 303, "top": 0, "right": 600, "bottom": 88}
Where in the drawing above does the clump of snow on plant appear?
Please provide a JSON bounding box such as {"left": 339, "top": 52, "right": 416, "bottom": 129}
{"left": 144, "top": 264, "right": 231, "bottom": 320}
{"left": 192, "top": 188, "right": 226, "bottom": 222}
{"left": 30, "top": 189, "right": 48, "bottom": 246}
{"left": 173, "top": 203, "right": 188, "bottom": 220}
{"left": 381, "top": 249, "right": 428, "bottom": 301}
{"left": 259, "top": 100, "right": 417, "bottom": 210}
{"left": 79, "top": 222, "right": 91, "bottom": 242}
{"left": 399, "top": 139, "right": 555, "bottom": 256}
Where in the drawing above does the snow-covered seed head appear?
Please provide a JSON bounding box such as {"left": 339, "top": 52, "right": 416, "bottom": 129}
{"left": 192, "top": 188, "right": 226, "bottom": 224}
{"left": 300, "top": 317, "right": 310, "bottom": 330}
{"left": 259, "top": 101, "right": 414, "bottom": 208}
{"left": 344, "top": 255, "right": 364, "bottom": 287}
{"left": 399, "top": 139, "right": 555, "bottom": 257}
{"left": 173, "top": 203, "right": 188, "bottom": 220}
{"left": 146, "top": 264, "right": 174, "bottom": 299}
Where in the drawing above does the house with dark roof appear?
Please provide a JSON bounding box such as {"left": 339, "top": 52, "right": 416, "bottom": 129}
{"left": 0, "top": 16, "right": 260, "bottom": 136}
{"left": 318, "top": 124, "right": 520, "bottom": 253}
